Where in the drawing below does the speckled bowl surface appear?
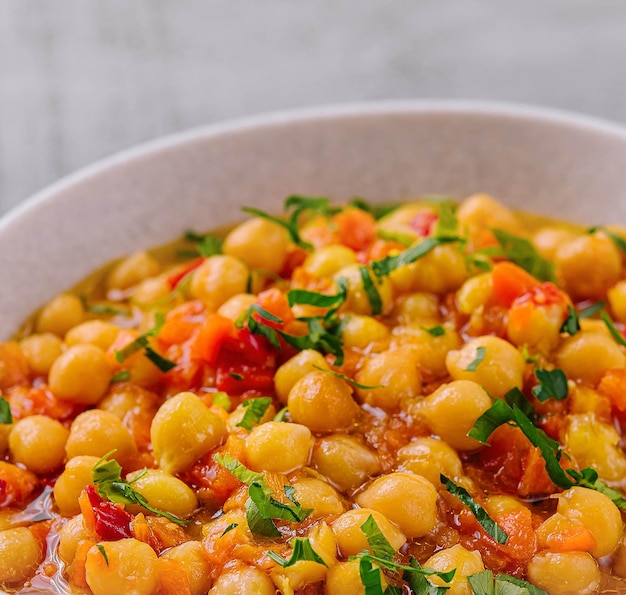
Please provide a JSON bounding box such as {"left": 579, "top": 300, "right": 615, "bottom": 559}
{"left": 2, "top": 100, "right": 626, "bottom": 338}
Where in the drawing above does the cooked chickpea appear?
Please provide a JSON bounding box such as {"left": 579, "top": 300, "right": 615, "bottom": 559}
{"left": 424, "top": 544, "right": 484, "bottom": 595}
{"left": 19, "top": 333, "right": 63, "bottom": 375}
{"left": 65, "top": 320, "right": 121, "bottom": 351}
{"left": 131, "top": 275, "right": 171, "bottom": 304}
{"left": 54, "top": 455, "right": 100, "bottom": 516}
{"left": 58, "top": 514, "right": 91, "bottom": 563}
{"left": 396, "top": 437, "right": 463, "bottom": 486}
{"left": 35, "top": 293, "right": 84, "bottom": 336}
{"left": 245, "top": 422, "right": 313, "bottom": 473}
{"left": 162, "top": 541, "right": 212, "bottom": 595}
{"left": 311, "top": 434, "right": 381, "bottom": 492}
{"left": 151, "top": 391, "right": 226, "bottom": 474}
{"left": 325, "top": 560, "right": 369, "bottom": 595}
{"left": 608, "top": 280, "right": 626, "bottom": 324}
{"left": 393, "top": 292, "right": 440, "bottom": 326}
{"left": 557, "top": 486, "right": 623, "bottom": 558}
{"left": 304, "top": 245, "right": 358, "bottom": 277}
{"left": 532, "top": 227, "right": 577, "bottom": 260}
{"left": 106, "top": 251, "right": 160, "bottom": 291}
{"left": 556, "top": 332, "right": 625, "bottom": 385}
{"left": 527, "top": 551, "right": 600, "bottom": 595}
{"left": 9, "top": 415, "right": 69, "bottom": 474}
{"left": 456, "top": 193, "right": 519, "bottom": 232}
{"left": 290, "top": 477, "right": 345, "bottom": 518}
{"left": 49, "top": 344, "right": 112, "bottom": 404}
{"left": 126, "top": 469, "right": 198, "bottom": 518}
{"left": 556, "top": 233, "right": 622, "bottom": 300}
{"left": 217, "top": 293, "right": 257, "bottom": 321}
{"left": 415, "top": 380, "right": 491, "bottom": 451}
{"left": 354, "top": 472, "right": 438, "bottom": 538}
{"left": 354, "top": 347, "right": 421, "bottom": 410}
{"left": 340, "top": 315, "right": 390, "bottom": 350}
{"left": 446, "top": 336, "right": 524, "bottom": 398}
{"left": 222, "top": 217, "right": 290, "bottom": 274}
{"left": 274, "top": 349, "right": 330, "bottom": 405}
{"left": 0, "top": 527, "right": 42, "bottom": 585}
{"left": 65, "top": 410, "right": 136, "bottom": 465}
{"left": 85, "top": 538, "right": 158, "bottom": 595}
{"left": 456, "top": 273, "right": 493, "bottom": 315}
{"left": 209, "top": 564, "right": 275, "bottom": 595}
{"left": 189, "top": 255, "right": 249, "bottom": 311}
{"left": 288, "top": 370, "right": 360, "bottom": 433}
{"left": 335, "top": 263, "right": 393, "bottom": 316}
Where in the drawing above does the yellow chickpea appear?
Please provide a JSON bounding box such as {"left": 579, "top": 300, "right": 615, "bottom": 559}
{"left": 9, "top": 415, "right": 69, "bottom": 474}
{"left": 557, "top": 486, "right": 623, "bottom": 558}
{"left": 106, "top": 251, "right": 160, "bottom": 291}
{"left": 85, "top": 538, "right": 158, "bottom": 595}
{"left": 274, "top": 349, "right": 330, "bottom": 405}
{"left": 57, "top": 514, "right": 92, "bottom": 564}
{"left": 456, "top": 273, "right": 493, "bottom": 315}
{"left": 414, "top": 380, "right": 491, "bottom": 451}
{"left": 125, "top": 469, "right": 198, "bottom": 518}
{"left": 290, "top": 477, "right": 345, "bottom": 518}
{"left": 556, "top": 233, "right": 622, "bottom": 300}
{"left": 325, "top": 560, "right": 370, "bottom": 595}
{"left": 189, "top": 255, "right": 249, "bottom": 311}
{"left": 245, "top": 422, "right": 313, "bottom": 473}
{"left": 527, "top": 551, "right": 600, "bottom": 595}
{"left": 532, "top": 227, "right": 577, "bottom": 260}
{"left": 222, "top": 217, "right": 290, "bottom": 274}
{"left": 151, "top": 391, "right": 227, "bottom": 474}
{"left": 217, "top": 293, "right": 257, "bottom": 321}
{"left": 65, "top": 320, "right": 121, "bottom": 351}
{"left": 54, "top": 455, "right": 100, "bottom": 516}
{"left": 354, "top": 472, "right": 438, "bottom": 538}
{"left": 311, "top": 434, "right": 381, "bottom": 493}
{"left": 608, "top": 280, "right": 626, "bottom": 324}
{"left": 556, "top": 332, "right": 625, "bottom": 385}
{"left": 331, "top": 508, "right": 406, "bottom": 557}
{"left": 288, "top": 370, "right": 360, "bottom": 433}
{"left": 49, "top": 344, "right": 112, "bottom": 404}
{"left": 396, "top": 437, "right": 463, "bottom": 486}
{"left": 340, "top": 315, "right": 390, "bottom": 350}
{"left": 0, "top": 527, "right": 42, "bottom": 585}
{"left": 19, "top": 333, "right": 63, "bottom": 375}
{"left": 424, "top": 544, "right": 484, "bottom": 595}
{"left": 446, "top": 336, "right": 524, "bottom": 398}
{"left": 393, "top": 292, "right": 440, "bottom": 326}
{"left": 304, "top": 245, "right": 358, "bottom": 277}
{"left": 162, "top": 541, "right": 212, "bottom": 595}
{"left": 354, "top": 347, "right": 421, "bottom": 411}
{"left": 35, "top": 293, "right": 84, "bottom": 336}
{"left": 335, "top": 263, "right": 393, "bottom": 316}
{"left": 65, "top": 410, "right": 137, "bottom": 465}
{"left": 131, "top": 275, "right": 171, "bottom": 304}
{"left": 209, "top": 564, "right": 275, "bottom": 595}
{"left": 456, "top": 193, "right": 519, "bottom": 232}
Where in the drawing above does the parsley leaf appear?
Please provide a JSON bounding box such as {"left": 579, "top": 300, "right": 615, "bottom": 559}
{"left": 434, "top": 201, "right": 459, "bottom": 238}
{"left": 287, "top": 277, "right": 348, "bottom": 309}
{"left": 110, "top": 370, "right": 131, "bottom": 384}
{"left": 96, "top": 544, "right": 109, "bottom": 566}
{"left": 465, "top": 346, "right": 486, "bottom": 371}
{"left": 313, "top": 365, "right": 384, "bottom": 390}
{"left": 377, "top": 229, "right": 415, "bottom": 247}
{"left": 180, "top": 231, "right": 222, "bottom": 258}
{"left": 273, "top": 407, "right": 289, "bottom": 422}
{"left": 268, "top": 537, "right": 328, "bottom": 568}
{"left": 0, "top": 397, "right": 12, "bottom": 424}
{"left": 601, "top": 310, "right": 626, "bottom": 347}
{"left": 359, "top": 266, "right": 383, "bottom": 316}
{"left": 560, "top": 305, "right": 580, "bottom": 336}
{"left": 579, "top": 301, "right": 605, "bottom": 319}
{"left": 236, "top": 397, "right": 272, "bottom": 430}
{"left": 212, "top": 392, "right": 232, "bottom": 411}
{"left": 360, "top": 514, "right": 396, "bottom": 560}
{"left": 468, "top": 569, "right": 547, "bottom": 595}
{"left": 588, "top": 226, "right": 626, "bottom": 253}
{"left": 349, "top": 198, "right": 401, "bottom": 220}
{"left": 567, "top": 467, "right": 626, "bottom": 511}
{"left": 404, "top": 558, "right": 450, "bottom": 595}
{"left": 422, "top": 325, "right": 445, "bottom": 337}
{"left": 489, "top": 229, "right": 556, "bottom": 282}
{"left": 441, "top": 475, "right": 508, "bottom": 544}
{"left": 220, "top": 523, "right": 238, "bottom": 537}
{"left": 468, "top": 398, "right": 514, "bottom": 446}
{"left": 531, "top": 368, "right": 568, "bottom": 402}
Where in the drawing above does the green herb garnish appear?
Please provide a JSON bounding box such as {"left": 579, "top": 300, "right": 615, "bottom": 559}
{"left": 531, "top": 368, "right": 568, "bottom": 402}
{"left": 0, "top": 397, "right": 12, "bottom": 424}
{"left": 359, "top": 266, "right": 383, "bottom": 316}
{"left": 220, "top": 523, "right": 238, "bottom": 537}
{"left": 180, "top": 231, "right": 222, "bottom": 258}
{"left": 212, "top": 392, "right": 232, "bottom": 412}
{"left": 313, "top": 365, "right": 384, "bottom": 390}
{"left": 488, "top": 229, "right": 556, "bottom": 282}
{"left": 268, "top": 537, "right": 328, "bottom": 568}
{"left": 110, "top": 370, "right": 131, "bottom": 384}
{"left": 465, "top": 346, "right": 486, "bottom": 371}
{"left": 287, "top": 277, "right": 348, "bottom": 309}
{"left": 273, "top": 407, "right": 288, "bottom": 422}
{"left": 96, "top": 544, "right": 109, "bottom": 566}
{"left": 560, "top": 305, "right": 580, "bottom": 336}
{"left": 421, "top": 325, "right": 445, "bottom": 337}
{"left": 467, "top": 569, "right": 547, "bottom": 595}
{"left": 566, "top": 468, "right": 626, "bottom": 511}
{"left": 601, "top": 310, "right": 626, "bottom": 347}
{"left": 236, "top": 397, "right": 272, "bottom": 430}
{"left": 349, "top": 198, "right": 401, "bottom": 220}
{"left": 579, "top": 301, "right": 605, "bottom": 319}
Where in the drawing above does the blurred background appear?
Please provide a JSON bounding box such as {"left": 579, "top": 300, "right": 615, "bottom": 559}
{"left": 1, "top": 0, "right": 625, "bottom": 215}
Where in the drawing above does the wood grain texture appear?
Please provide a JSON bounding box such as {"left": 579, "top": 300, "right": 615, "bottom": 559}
{"left": 1, "top": 0, "right": 625, "bottom": 214}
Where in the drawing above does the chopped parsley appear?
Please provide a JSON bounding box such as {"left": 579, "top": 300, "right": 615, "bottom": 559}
{"left": 359, "top": 266, "right": 383, "bottom": 316}
{"left": 360, "top": 514, "right": 396, "bottom": 560}
{"left": 179, "top": 230, "right": 222, "bottom": 258}
{"left": 110, "top": 370, "right": 131, "bottom": 384}
{"left": 268, "top": 538, "right": 328, "bottom": 568}
{"left": 421, "top": 325, "right": 445, "bottom": 337}
{"left": 560, "top": 305, "right": 580, "bottom": 336}
{"left": 220, "top": 523, "right": 238, "bottom": 537}
{"left": 601, "top": 310, "right": 626, "bottom": 347}
{"left": 468, "top": 570, "right": 547, "bottom": 595}
{"left": 465, "top": 346, "right": 486, "bottom": 371}
{"left": 96, "top": 544, "right": 109, "bottom": 566}
{"left": 349, "top": 198, "right": 401, "bottom": 220}
{"left": 236, "top": 397, "right": 272, "bottom": 430}
{"left": 0, "top": 397, "right": 12, "bottom": 424}
{"left": 313, "top": 365, "right": 385, "bottom": 390}
{"left": 531, "top": 368, "right": 568, "bottom": 402}
{"left": 287, "top": 277, "right": 348, "bottom": 309}
{"left": 579, "top": 300, "right": 605, "bottom": 319}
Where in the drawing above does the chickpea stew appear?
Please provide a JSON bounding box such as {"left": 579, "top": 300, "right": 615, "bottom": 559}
{"left": 2, "top": 194, "right": 626, "bottom": 594}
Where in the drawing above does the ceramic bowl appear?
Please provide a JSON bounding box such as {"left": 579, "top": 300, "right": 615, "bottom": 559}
{"left": 2, "top": 100, "right": 626, "bottom": 339}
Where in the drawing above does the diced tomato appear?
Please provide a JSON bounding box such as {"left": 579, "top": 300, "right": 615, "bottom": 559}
{"left": 215, "top": 358, "right": 275, "bottom": 395}
{"left": 598, "top": 368, "right": 626, "bottom": 412}
{"left": 546, "top": 525, "right": 597, "bottom": 553}
{"left": 0, "top": 462, "right": 39, "bottom": 508}
{"left": 190, "top": 314, "right": 234, "bottom": 365}
{"left": 491, "top": 262, "right": 540, "bottom": 308}
{"left": 333, "top": 208, "right": 377, "bottom": 251}
{"left": 80, "top": 485, "right": 133, "bottom": 541}
{"left": 364, "top": 239, "right": 407, "bottom": 262}
{"left": 255, "top": 288, "right": 294, "bottom": 328}
{"left": 280, "top": 247, "right": 308, "bottom": 278}
{"left": 165, "top": 257, "right": 205, "bottom": 290}
{"left": 408, "top": 210, "right": 438, "bottom": 236}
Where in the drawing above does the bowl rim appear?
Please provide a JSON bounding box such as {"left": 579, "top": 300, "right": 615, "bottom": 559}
{"left": 3, "top": 98, "right": 626, "bottom": 231}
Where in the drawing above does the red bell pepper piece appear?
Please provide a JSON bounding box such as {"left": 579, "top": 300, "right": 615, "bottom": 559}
{"left": 84, "top": 485, "right": 133, "bottom": 541}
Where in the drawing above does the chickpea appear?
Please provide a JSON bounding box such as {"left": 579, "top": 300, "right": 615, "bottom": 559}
{"left": 65, "top": 320, "right": 121, "bottom": 351}
{"left": 0, "top": 342, "right": 29, "bottom": 389}
{"left": 245, "top": 422, "right": 313, "bottom": 473}
{"left": 527, "top": 551, "right": 600, "bottom": 595}
{"left": 311, "top": 434, "right": 381, "bottom": 493}
{"left": 335, "top": 263, "right": 393, "bottom": 316}
{"left": 189, "top": 255, "right": 249, "bottom": 311}
{"left": 274, "top": 349, "right": 330, "bottom": 405}
{"left": 106, "top": 251, "right": 160, "bottom": 291}
{"left": 331, "top": 508, "right": 406, "bottom": 557}
{"left": 209, "top": 564, "right": 275, "bottom": 595}
{"left": 288, "top": 371, "right": 360, "bottom": 433}
{"left": 125, "top": 469, "right": 198, "bottom": 518}
{"left": 557, "top": 486, "right": 623, "bottom": 558}
{"left": 456, "top": 193, "right": 519, "bottom": 232}
{"left": 608, "top": 280, "right": 626, "bottom": 324}
{"left": 532, "top": 227, "right": 577, "bottom": 260}
{"left": 325, "top": 560, "right": 370, "bottom": 595}
{"left": 535, "top": 512, "right": 584, "bottom": 551}
{"left": 304, "top": 245, "right": 358, "bottom": 277}
{"left": 415, "top": 380, "right": 491, "bottom": 451}
{"left": 290, "top": 477, "right": 345, "bottom": 518}
{"left": 217, "top": 293, "right": 257, "bottom": 321}
{"left": 354, "top": 347, "right": 421, "bottom": 411}
{"left": 49, "top": 344, "right": 112, "bottom": 404}
{"left": 85, "top": 538, "right": 158, "bottom": 595}
{"left": 556, "top": 332, "right": 625, "bottom": 385}
{"left": 19, "top": 333, "right": 63, "bottom": 375}
{"left": 35, "top": 293, "right": 84, "bottom": 336}
{"left": 222, "top": 217, "right": 290, "bottom": 274}
{"left": 396, "top": 438, "right": 463, "bottom": 486}
{"left": 456, "top": 273, "right": 493, "bottom": 315}
{"left": 9, "top": 415, "right": 69, "bottom": 474}
{"left": 54, "top": 455, "right": 100, "bottom": 516}
{"left": 58, "top": 514, "right": 91, "bottom": 563}
{"left": 393, "top": 292, "right": 440, "bottom": 326}
{"left": 131, "top": 275, "right": 171, "bottom": 304}
{"left": 0, "top": 527, "right": 42, "bottom": 585}
{"left": 424, "top": 544, "right": 484, "bottom": 595}
{"left": 556, "top": 233, "right": 622, "bottom": 300}
{"left": 340, "top": 315, "right": 390, "bottom": 350}
{"left": 151, "top": 391, "right": 227, "bottom": 474}
{"left": 446, "top": 336, "right": 524, "bottom": 398}
{"left": 65, "top": 410, "right": 136, "bottom": 465}
{"left": 354, "top": 472, "right": 438, "bottom": 538}
{"left": 162, "top": 541, "right": 212, "bottom": 595}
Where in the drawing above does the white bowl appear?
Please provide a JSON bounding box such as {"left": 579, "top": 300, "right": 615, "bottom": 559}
{"left": 3, "top": 100, "right": 626, "bottom": 339}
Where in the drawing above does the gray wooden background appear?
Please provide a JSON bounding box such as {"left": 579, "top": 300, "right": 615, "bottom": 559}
{"left": 1, "top": 0, "right": 625, "bottom": 215}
